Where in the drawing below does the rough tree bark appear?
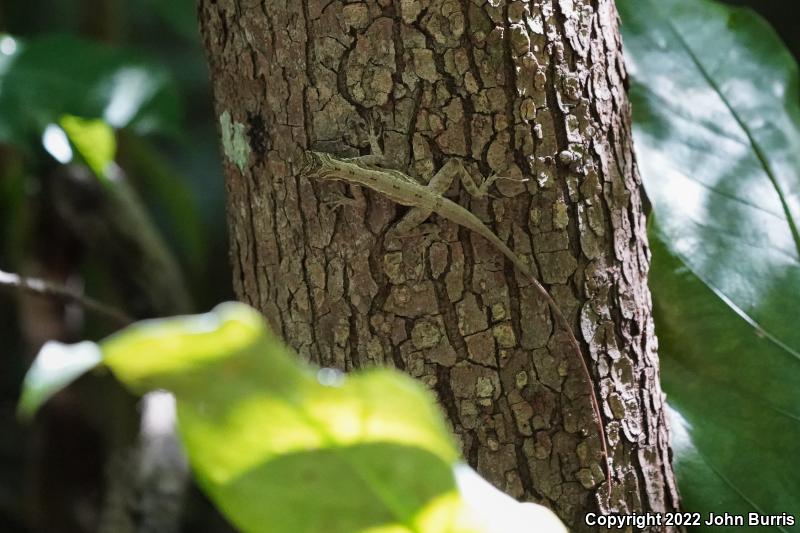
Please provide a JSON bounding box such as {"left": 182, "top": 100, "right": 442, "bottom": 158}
{"left": 197, "top": 0, "right": 680, "bottom": 529}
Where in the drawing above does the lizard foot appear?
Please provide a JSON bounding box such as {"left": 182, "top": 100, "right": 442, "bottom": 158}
{"left": 485, "top": 171, "right": 530, "bottom": 188}
{"left": 479, "top": 172, "right": 531, "bottom": 199}
{"left": 324, "top": 193, "right": 364, "bottom": 213}
{"left": 391, "top": 222, "right": 441, "bottom": 240}
{"left": 385, "top": 223, "right": 441, "bottom": 251}
{"left": 363, "top": 114, "right": 384, "bottom": 156}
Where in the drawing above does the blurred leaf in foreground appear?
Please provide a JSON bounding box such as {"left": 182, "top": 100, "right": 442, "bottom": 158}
{"left": 19, "top": 303, "right": 566, "bottom": 533}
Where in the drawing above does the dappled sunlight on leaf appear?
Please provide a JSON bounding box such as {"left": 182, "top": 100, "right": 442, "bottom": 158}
{"left": 59, "top": 115, "right": 116, "bottom": 181}
{"left": 100, "top": 302, "right": 271, "bottom": 392}
{"left": 18, "top": 302, "right": 567, "bottom": 533}
{"left": 621, "top": 0, "right": 800, "bottom": 525}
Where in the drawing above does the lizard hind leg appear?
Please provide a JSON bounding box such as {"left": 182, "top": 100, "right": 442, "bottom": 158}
{"left": 390, "top": 206, "right": 436, "bottom": 235}
{"left": 443, "top": 160, "right": 529, "bottom": 199}
{"left": 385, "top": 206, "right": 440, "bottom": 246}
{"left": 426, "top": 158, "right": 519, "bottom": 199}
{"left": 384, "top": 207, "right": 441, "bottom": 274}
{"left": 322, "top": 186, "right": 367, "bottom": 214}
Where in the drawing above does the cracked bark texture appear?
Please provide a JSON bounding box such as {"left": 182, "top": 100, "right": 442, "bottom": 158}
{"left": 197, "top": 0, "right": 681, "bottom": 529}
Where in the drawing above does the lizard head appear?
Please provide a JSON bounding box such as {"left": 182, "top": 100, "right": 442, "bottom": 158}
{"left": 301, "top": 151, "right": 340, "bottom": 180}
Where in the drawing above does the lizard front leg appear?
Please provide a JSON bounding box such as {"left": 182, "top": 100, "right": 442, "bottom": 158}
{"left": 431, "top": 159, "right": 527, "bottom": 200}
{"left": 345, "top": 116, "right": 385, "bottom": 168}
{"left": 384, "top": 158, "right": 456, "bottom": 241}
{"left": 387, "top": 207, "right": 437, "bottom": 240}
{"left": 323, "top": 187, "right": 366, "bottom": 214}
{"left": 386, "top": 159, "right": 507, "bottom": 240}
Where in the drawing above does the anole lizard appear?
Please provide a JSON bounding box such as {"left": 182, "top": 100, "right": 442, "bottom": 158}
{"left": 302, "top": 134, "right": 611, "bottom": 497}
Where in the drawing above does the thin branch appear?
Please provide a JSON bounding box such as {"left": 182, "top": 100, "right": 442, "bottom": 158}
{"left": 0, "top": 268, "right": 133, "bottom": 327}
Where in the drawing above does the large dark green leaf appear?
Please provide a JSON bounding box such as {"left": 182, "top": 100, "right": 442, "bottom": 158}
{"left": 620, "top": 0, "right": 800, "bottom": 527}
{"left": 650, "top": 230, "right": 800, "bottom": 530}
{"left": 19, "top": 303, "right": 567, "bottom": 533}
{"left": 0, "top": 33, "right": 180, "bottom": 145}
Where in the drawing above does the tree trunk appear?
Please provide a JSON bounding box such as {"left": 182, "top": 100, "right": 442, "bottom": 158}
{"left": 197, "top": 0, "right": 681, "bottom": 529}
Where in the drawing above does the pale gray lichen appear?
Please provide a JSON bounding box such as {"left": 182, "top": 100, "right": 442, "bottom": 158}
{"left": 411, "top": 319, "right": 443, "bottom": 350}
{"left": 219, "top": 111, "right": 251, "bottom": 172}
{"left": 476, "top": 376, "right": 495, "bottom": 398}
{"left": 492, "top": 322, "right": 517, "bottom": 348}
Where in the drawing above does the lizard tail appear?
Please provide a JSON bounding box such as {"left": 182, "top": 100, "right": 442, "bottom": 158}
{"left": 529, "top": 279, "right": 613, "bottom": 505}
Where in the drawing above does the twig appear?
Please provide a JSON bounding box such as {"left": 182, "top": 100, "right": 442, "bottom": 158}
{"left": 0, "top": 268, "right": 132, "bottom": 327}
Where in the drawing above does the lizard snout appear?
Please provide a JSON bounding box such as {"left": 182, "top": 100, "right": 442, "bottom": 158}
{"left": 300, "top": 151, "right": 323, "bottom": 177}
{"left": 301, "top": 151, "right": 340, "bottom": 179}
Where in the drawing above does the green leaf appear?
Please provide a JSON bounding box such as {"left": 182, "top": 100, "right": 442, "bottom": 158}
{"left": 650, "top": 231, "right": 800, "bottom": 530}
{"left": 620, "top": 0, "right": 800, "bottom": 526}
{"left": 101, "top": 303, "right": 463, "bottom": 533}
{"left": 0, "top": 33, "right": 180, "bottom": 146}
{"left": 59, "top": 115, "right": 117, "bottom": 181}
{"left": 17, "top": 303, "right": 567, "bottom": 533}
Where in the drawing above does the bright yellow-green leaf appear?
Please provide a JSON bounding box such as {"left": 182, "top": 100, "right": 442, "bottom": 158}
{"left": 103, "top": 303, "right": 461, "bottom": 532}
{"left": 18, "top": 303, "right": 567, "bottom": 533}
{"left": 59, "top": 115, "right": 116, "bottom": 180}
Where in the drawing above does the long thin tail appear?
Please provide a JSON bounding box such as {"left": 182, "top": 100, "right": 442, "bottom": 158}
{"left": 492, "top": 241, "right": 612, "bottom": 501}
{"left": 522, "top": 267, "right": 612, "bottom": 502}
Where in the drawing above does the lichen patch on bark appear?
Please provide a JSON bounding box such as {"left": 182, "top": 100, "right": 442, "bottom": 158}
{"left": 219, "top": 110, "right": 251, "bottom": 172}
